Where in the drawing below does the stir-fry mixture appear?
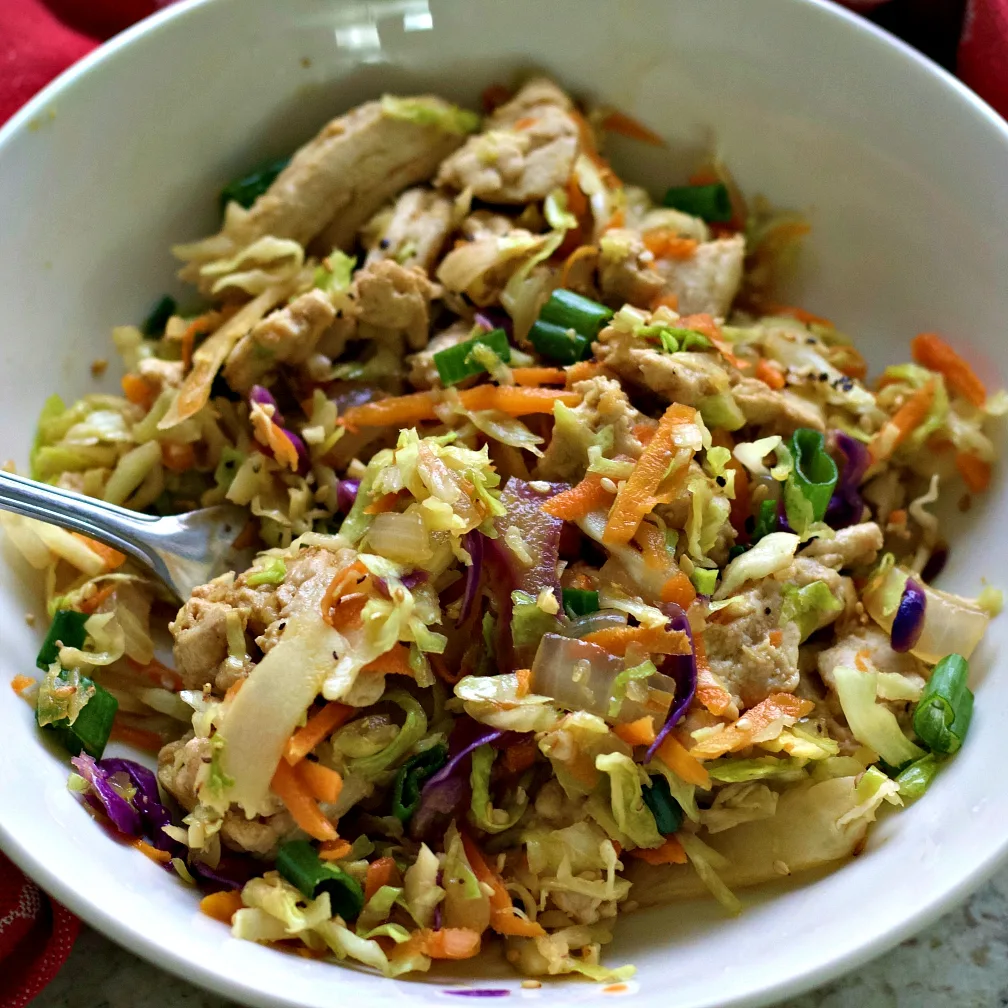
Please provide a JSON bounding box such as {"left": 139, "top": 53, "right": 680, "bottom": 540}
{"left": 6, "top": 78, "right": 1005, "bottom": 981}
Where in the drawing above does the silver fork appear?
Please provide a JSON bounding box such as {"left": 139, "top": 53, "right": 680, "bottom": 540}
{"left": 0, "top": 470, "right": 252, "bottom": 600}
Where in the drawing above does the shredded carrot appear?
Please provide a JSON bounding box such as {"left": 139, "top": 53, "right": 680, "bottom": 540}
{"left": 231, "top": 519, "right": 260, "bottom": 551}
{"left": 655, "top": 734, "right": 711, "bottom": 788}
{"left": 11, "top": 674, "right": 35, "bottom": 696}
{"left": 888, "top": 508, "right": 908, "bottom": 526}
{"left": 558, "top": 243, "right": 599, "bottom": 289}
{"left": 429, "top": 653, "right": 463, "bottom": 686}
{"left": 133, "top": 838, "right": 171, "bottom": 865}
{"left": 660, "top": 571, "right": 696, "bottom": 609}
{"left": 481, "top": 83, "right": 511, "bottom": 113}
{"left": 692, "top": 630, "right": 736, "bottom": 717}
{"left": 603, "top": 403, "right": 696, "bottom": 545}
{"left": 600, "top": 109, "right": 666, "bottom": 146}
{"left": 503, "top": 737, "right": 538, "bottom": 775}
{"left": 327, "top": 593, "right": 367, "bottom": 635}
{"left": 285, "top": 702, "right": 354, "bottom": 765}
{"left": 831, "top": 344, "right": 869, "bottom": 380}
{"left": 160, "top": 441, "right": 196, "bottom": 473}
{"left": 320, "top": 561, "right": 367, "bottom": 628}
{"left": 250, "top": 407, "right": 299, "bottom": 471}
{"left": 295, "top": 760, "right": 343, "bottom": 805}
{"left": 570, "top": 110, "right": 621, "bottom": 189}
{"left": 363, "top": 491, "right": 402, "bottom": 515}
{"left": 461, "top": 833, "right": 546, "bottom": 938}
{"left": 635, "top": 521, "right": 669, "bottom": 570}
{"left": 642, "top": 229, "right": 698, "bottom": 260}
{"left": 633, "top": 420, "right": 658, "bottom": 445}
{"left": 512, "top": 116, "right": 538, "bottom": 131}
{"left": 768, "top": 629, "right": 783, "bottom": 648}
{"left": 583, "top": 622, "right": 691, "bottom": 657}
{"left": 340, "top": 391, "right": 436, "bottom": 430}
{"left": 109, "top": 723, "right": 163, "bottom": 753}
{"left": 613, "top": 716, "right": 656, "bottom": 747}
{"left": 223, "top": 678, "right": 244, "bottom": 703}
{"left": 541, "top": 472, "right": 614, "bottom": 521}
{"left": 179, "top": 311, "right": 221, "bottom": 374}
{"left": 911, "top": 332, "right": 986, "bottom": 407}
{"left": 690, "top": 693, "right": 815, "bottom": 759}
{"left": 629, "top": 836, "right": 688, "bottom": 865}
{"left": 650, "top": 292, "right": 679, "bottom": 312}
{"left": 605, "top": 208, "right": 626, "bottom": 230}
{"left": 854, "top": 648, "right": 872, "bottom": 673}
{"left": 566, "top": 172, "right": 589, "bottom": 219}
{"left": 754, "top": 358, "right": 786, "bottom": 390}
{"left": 121, "top": 373, "right": 157, "bottom": 410}
{"left": 410, "top": 928, "right": 483, "bottom": 959}
{"left": 199, "top": 889, "right": 245, "bottom": 924}
{"left": 956, "top": 451, "right": 992, "bottom": 493}
{"left": 459, "top": 385, "right": 580, "bottom": 415}
{"left": 514, "top": 667, "right": 532, "bottom": 698}
{"left": 868, "top": 379, "right": 936, "bottom": 464}
{"left": 78, "top": 583, "right": 115, "bottom": 614}
{"left": 318, "top": 839, "right": 353, "bottom": 861}
{"left": 565, "top": 360, "right": 603, "bottom": 385}
{"left": 71, "top": 533, "right": 125, "bottom": 571}
{"left": 362, "top": 642, "right": 413, "bottom": 677}
{"left": 678, "top": 313, "right": 747, "bottom": 370}
{"left": 270, "top": 759, "right": 338, "bottom": 841}
{"left": 510, "top": 367, "right": 566, "bottom": 386}
{"left": 127, "top": 656, "right": 183, "bottom": 692}
{"left": 763, "top": 303, "right": 833, "bottom": 328}
{"left": 364, "top": 856, "right": 399, "bottom": 902}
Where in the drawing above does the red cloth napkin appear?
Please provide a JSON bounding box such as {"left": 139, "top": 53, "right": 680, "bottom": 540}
{"left": 0, "top": 0, "right": 1005, "bottom": 1004}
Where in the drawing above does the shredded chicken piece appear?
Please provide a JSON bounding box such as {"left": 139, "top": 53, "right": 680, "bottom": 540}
{"left": 363, "top": 187, "right": 456, "bottom": 274}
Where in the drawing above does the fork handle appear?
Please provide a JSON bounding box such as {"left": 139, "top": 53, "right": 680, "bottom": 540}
{"left": 0, "top": 470, "right": 165, "bottom": 572}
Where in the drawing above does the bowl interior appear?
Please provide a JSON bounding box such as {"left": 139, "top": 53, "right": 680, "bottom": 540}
{"left": 1, "top": 1, "right": 1008, "bottom": 1006}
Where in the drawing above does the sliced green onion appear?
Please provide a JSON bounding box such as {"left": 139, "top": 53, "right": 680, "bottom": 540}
{"left": 562, "top": 588, "right": 599, "bottom": 619}
{"left": 895, "top": 752, "right": 945, "bottom": 801}
{"left": 528, "top": 320, "right": 591, "bottom": 365}
{"left": 246, "top": 557, "right": 287, "bottom": 587}
{"left": 433, "top": 328, "right": 511, "bottom": 386}
{"left": 752, "top": 498, "right": 778, "bottom": 541}
{"left": 690, "top": 567, "right": 718, "bottom": 596}
{"left": 275, "top": 839, "right": 364, "bottom": 919}
{"left": 141, "top": 295, "right": 177, "bottom": 337}
{"left": 539, "top": 289, "right": 614, "bottom": 339}
{"left": 39, "top": 673, "right": 118, "bottom": 759}
{"left": 788, "top": 428, "right": 838, "bottom": 523}
{"left": 679, "top": 331, "right": 712, "bottom": 351}
{"left": 37, "top": 610, "right": 89, "bottom": 671}
{"left": 913, "top": 653, "right": 973, "bottom": 754}
{"left": 662, "top": 182, "right": 732, "bottom": 223}
{"left": 391, "top": 744, "right": 448, "bottom": 822}
{"left": 642, "top": 773, "right": 684, "bottom": 834}
{"left": 219, "top": 156, "right": 290, "bottom": 212}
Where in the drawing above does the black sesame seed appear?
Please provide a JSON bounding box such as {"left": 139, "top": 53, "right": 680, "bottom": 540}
{"left": 806, "top": 337, "right": 816, "bottom": 344}
{"left": 819, "top": 372, "right": 829, "bottom": 381}
{"left": 764, "top": 606, "right": 772, "bottom": 615}
{"left": 715, "top": 475, "right": 727, "bottom": 487}
{"left": 379, "top": 238, "right": 390, "bottom": 249}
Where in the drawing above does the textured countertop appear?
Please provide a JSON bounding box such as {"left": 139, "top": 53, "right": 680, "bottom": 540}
{"left": 31, "top": 866, "right": 1008, "bottom": 1008}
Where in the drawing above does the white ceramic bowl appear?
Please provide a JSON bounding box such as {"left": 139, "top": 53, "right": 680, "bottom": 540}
{"left": 2, "top": 1, "right": 1008, "bottom": 1005}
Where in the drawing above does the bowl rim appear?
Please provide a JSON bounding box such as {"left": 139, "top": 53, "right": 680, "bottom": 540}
{"left": 2, "top": 1, "right": 1008, "bottom": 1006}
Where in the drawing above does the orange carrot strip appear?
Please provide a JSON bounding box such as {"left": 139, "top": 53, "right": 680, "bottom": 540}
{"left": 633, "top": 420, "right": 658, "bottom": 445}
{"left": 78, "top": 583, "right": 115, "bottom": 614}
{"left": 768, "top": 629, "right": 783, "bottom": 647}
{"left": 514, "top": 667, "right": 532, "bottom": 698}
{"left": 121, "top": 373, "right": 157, "bottom": 410}
{"left": 429, "top": 653, "right": 463, "bottom": 686}
{"left": 362, "top": 642, "right": 413, "bottom": 677}
{"left": 295, "top": 760, "right": 343, "bottom": 805}
{"left": 364, "top": 856, "right": 398, "bottom": 902}
{"left": 692, "top": 630, "right": 736, "bottom": 717}
{"left": 868, "top": 379, "right": 936, "bottom": 464}
{"left": 461, "top": 832, "right": 546, "bottom": 938}
{"left": 109, "top": 723, "right": 164, "bottom": 753}
{"left": 650, "top": 292, "right": 680, "bottom": 312}
{"left": 127, "top": 656, "right": 184, "bottom": 692}
{"left": 606, "top": 208, "right": 626, "bottom": 230}
{"left": 660, "top": 571, "right": 696, "bottom": 609}
{"left": 635, "top": 521, "right": 669, "bottom": 570}
{"left": 566, "top": 172, "right": 589, "bottom": 219}
{"left": 570, "top": 110, "right": 621, "bottom": 188}
{"left": 510, "top": 367, "right": 566, "bottom": 386}
{"left": 223, "top": 678, "right": 244, "bottom": 703}
{"left": 956, "top": 452, "right": 992, "bottom": 493}
{"left": 754, "top": 358, "right": 786, "bottom": 390}
{"left": 363, "top": 492, "right": 402, "bottom": 515}
{"left": 888, "top": 509, "right": 908, "bottom": 526}
{"left": 689, "top": 693, "right": 815, "bottom": 759}
{"left": 319, "top": 839, "right": 353, "bottom": 861}
{"left": 642, "top": 230, "right": 697, "bottom": 260}
{"left": 565, "top": 361, "right": 603, "bottom": 385}
{"left": 763, "top": 303, "right": 834, "bottom": 328}
{"left": 542, "top": 472, "right": 614, "bottom": 521}
{"left": 270, "top": 759, "right": 338, "bottom": 841}
{"left": 600, "top": 109, "right": 666, "bottom": 147}
{"left": 458, "top": 385, "right": 580, "bottom": 415}
{"left": 10, "top": 674, "right": 35, "bottom": 696}
{"left": 678, "top": 312, "right": 747, "bottom": 370}
{"left": 412, "top": 928, "right": 483, "bottom": 959}
{"left": 583, "top": 622, "right": 691, "bottom": 657}
{"left": 613, "top": 716, "right": 656, "bottom": 747}
{"left": 911, "top": 332, "right": 986, "bottom": 406}
{"left": 71, "top": 533, "right": 125, "bottom": 571}
{"left": 160, "top": 442, "right": 196, "bottom": 473}
{"left": 340, "top": 391, "right": 437, "bottom": 430}
{"left": 200, "top": 889, "right": 245, "bottom": 924}
{"left": 133, "top": 838, "right": 172, "bottom": 865}
{"left": 512, "top": 116, "right": 538, "bottom": 131}
{"left": 629, "top": 836, "right": 687, "bottom": 865}
{"left": 285, "top": 702, "right": 354, "bottom": 765}
{"left": 603, "top": 403, "right": 696, "bottom": 545}
{"left": 557, "top": 243, "right": 597, "bottom": 288}
{"left": 503, "top": 737, "right": 538, "bottom": 775}
{"left": 655, "top": 734, "right": 711, "bottom": 788}
{"left": 178, "top": 312, "right": 220, "bottom": 374}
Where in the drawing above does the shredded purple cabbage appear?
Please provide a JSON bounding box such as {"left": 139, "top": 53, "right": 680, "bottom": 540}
{"left": 336, "top": 478, "right": 361, "bottom": 513}
{"left": 97, "top": 757, "right": 179, "bottom": 853}
{"left": 282, "top": 427, "right": 310, "bottom": 476}
{"left": 401, "top": 570, "right": 428, "bottom": 590}
{"left": 891, "top": 577, "right": 927, "bottom": 653}
{"left": 474, "top": 309, "right": 513, "bottom": 337}
{"left": 71, "top": 754, "right": 143, "bottom": 836}
{"left": 433, "top": 871, "right": 444, "bottom": 930}
{"left": 249, "top": 384, "right": 284, "bottom": 425}
{"left": 189, "top": 852, "right": 263, "bottom": 891}
{"left": 643, "top": 603, "right": 698, "bottom": 763}
{"left": 825, "top": 432, "right": 870, "bottom": 529}
{"left": 458, "top": 530, "right": 484, "bottom": 625}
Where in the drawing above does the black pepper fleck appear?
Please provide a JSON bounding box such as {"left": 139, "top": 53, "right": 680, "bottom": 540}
{"left": 379, "top": 238, "right": 390, "bottom": 249}
{"left": 764, "top": 606, "right": 772, "bottom": 615}
{"left": 819, "top": 372, "right": 829, "bottom": 381}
